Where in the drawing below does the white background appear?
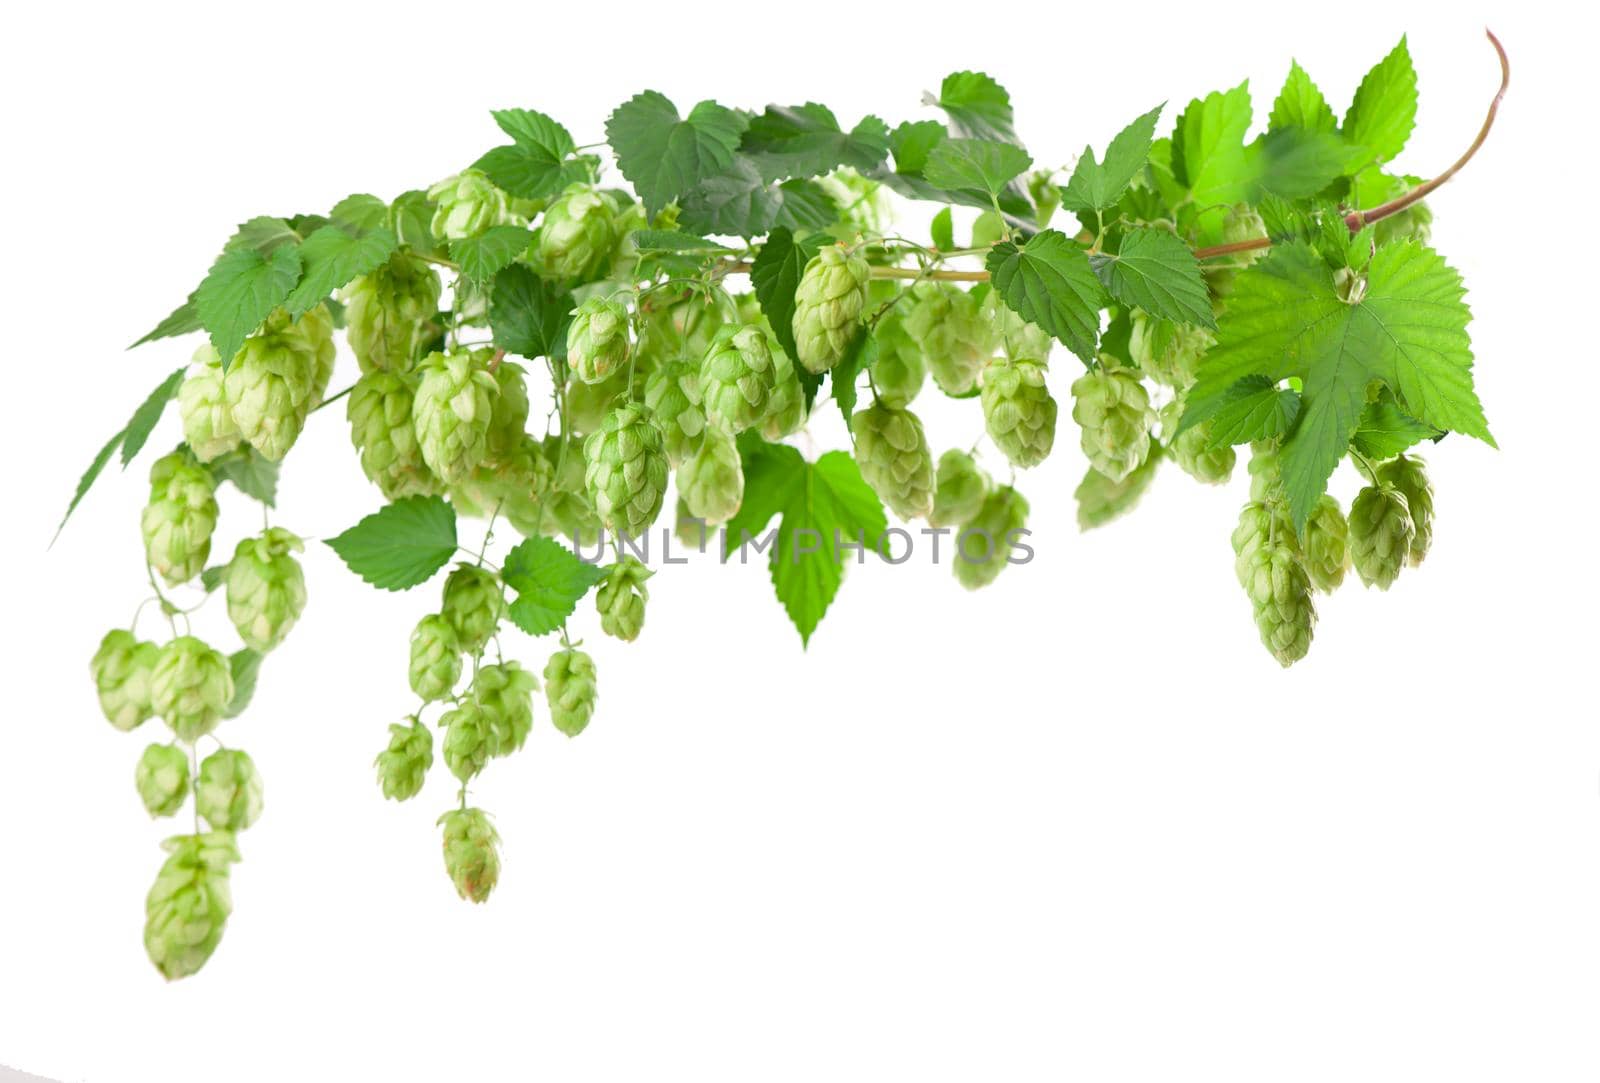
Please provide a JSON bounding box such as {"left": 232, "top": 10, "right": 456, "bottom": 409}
{"left": 3, "top": 2, "right": 1595, "bottom": 1080}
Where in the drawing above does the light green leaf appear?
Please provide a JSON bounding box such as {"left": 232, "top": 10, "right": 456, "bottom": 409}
{"left": 1060, "top": 105, "right": 1163, "bottom": 214}
{"left": 130, "top": 294, "right": 201, "bottom": 349}
{"left": 1269, "top": 61, "right": 1337, "bottom": 134}
{"left": 389, "top": 190, "right": 442, "bottom": 258}
{"left": 1343, "top": 37, "right": 1417, "bottom": 166}
{"left": 324, "top": 496, "right": 458, "bottom": 590}
{"left": 329, "top": 193, "right": 389, "bottom": 230}
{"left": 986, "top": 229, "right": 1106, "bottom": 361}
{"left": 284, "top": 221, "right": 397, "bottom": 317}
{"left": 209, "top": 446, "right": 279, "bottom": 506}
{"left": 451, "top": 225, "right": 535, "bottom": 285}
{"left": 605, "top": 91, "right": 747, "bottom": 217}
{"left": 53, "top": 429, "right": 125, "bottom": 545}
{"left": 1198, "top": 375, "right": 1302, "bottom": 447}
{"left": 923, "top": 138, "right": 1032, "bottom": 196}
{"left": 1349, "top": 394, "right": 1443, "bottom": 459}
{"left": 1076, "top": 445, "right": 1162, "bottom": 530}
{"left": 472, "top": 108, "right": 577, "bottom": 200}
{"left": 196, "top": 240, "right": 303, "bottom": 370}
{"left": 501, "top": 536, "right": 604, "bottom": 636}
{"left": 224, "top": 650, "right": 262, "bottom": 719}
{"left": 930, "top": 207, "right": 954, "bottom": 251}
{"left": 888, "top": 119, "right": 947, "bottom": 174}
{"left": 1089, "top": 227, "right": 1214, "bottom": 329}
{"left": 120, "top": 367, "right": 187, "bottom": 467}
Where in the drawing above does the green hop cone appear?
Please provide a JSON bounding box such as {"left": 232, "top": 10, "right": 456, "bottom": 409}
{"left": 761, "top": 342, "right": 808, "bottom": 440}
{"left": 700, "top": 325, "right": 778, "bottom": 433}
{"left": 439, "top": 808, "right": 500, "bottom": 904}
{"left": 91, "top": 629, "right": 161, "bottom": 732}
{"left": 642, "top": 360, "right": 705, "bottom": 467}
{"left": 1303, "top": 494, "right": 1351, "bottom": 593}
{"left": 408, "top": 614, "right": 462, "bottom": 702}
{"left": 484, "top": 362, "right": 530, "bottom": 465}
{"left": 412, "top": 349, "right": 500, "bottom": 485}
{"left": 441, "top": 702, "right": 492, "bottom": 783}
{"left": 1070, "top": 363, "right": 1154, "bottom": 483}
{"left": 1247, "top": 440, "right": 1284, "bottom": 503}
{"left": 564, "top": 366, "right": 630, "bottom": 436}
{"left": 568, "top": 296, "right": 633, "bottom": 386}
{"left": 222, "top": 311, "right": 321, "bottom": 462}
{"left": 928, "top": 449, "right": 990, "bottom": 529}
{"left": 544, "top": 647, "right": 597, "bottom": 737}
{"left": 178, "top": 346, "right": 242, "bottom": 463}
{"left": 1208, "top": 205, "right": 1268, "bottom": 298}
{"left": 347, "top": 371, "right": 441, "bottom": 500}
{"left": 194, "top": 749, "right": 263, "bottom": 832}
{"left": 1160, "top": 400, "right": 1235, "bottom": 485}
{"left": 677, "top": 423, "right": 744, "bottom": 525}
{"left": 819, "top": 167, "right": 894, "bottom": 239}
{"left": 463, "top": 436, "right": 555, "bottom": 536}
{"left": 224, "top": 527, "right": 307, "bottom": 652}
{"left": 953, "top": 486, "right": 1029, "bottom": 591}
{"left": 427, "top": 170, "right": 519, "bottom": 241}
{"left": 1234, "top": 528, "right": 1317, "bottom": 667}
{"left": 135, "top": 743, "right": 190, "bottom": 818}
{"left": 904, "top": 282, "right": 997, "bottom": 396}
{"left": 535, "top": 184, "right": 618, "bottom": 281}
{"left": 472, "top": 661, "right": 538, "bottom": 757}
{"left": 375, "top": 719, "right": 433, "bottom": 801}
{"left": 291, "top": 303, "right": 339, "bottom": 408}
{"left": 150, "top": 636, "right": 234, "bottom": 743}
{"left": 851, "top": 402, "right": 935, "bottom": 520}
{"left": 982, "top": 290, "right": 1053, "bottom": 363}
{"left": 583, "top": 404, "right": 669, "bottom": 537}
{"left": 341, "top": 251, "right": 442, "bottom": 373}
{"left": 674, "top": 494, "right": 709, "bottom": 551}
{"left": 143, "top": 831, "right": 240, "bottom": 981}
{"left": 440, "top": 564, "right": 503, "bottom": 654}
{"left": 638, "top": 287, "right": 739, "bottom": 366}
{"left": 1349, "top": 484, "right": 1416, "bottom": 590}
{"left": 1373, "top": 200, "right": 1433, "bottom": 246}
{"left": 791, "top": 243, "right": 870, "bottom": 375}
{"left": 141, "top": 450, "right": 218, "bottom": 587}
{"left": 980, "top": 357, "right": 1057, "bottom": 468}
{"left": 1128, "top": 311, "right": 1214, "bottom": 389}
{"left": 870, "top": 302, "right": 927, "bottom": 408}
{"left": 595, "top": 557, "right": 653, "bottom": 642}
{"left": 1377, "top": 454, "right": 1435, "bottom": 566}
{"left": 540, "top": 436, "right": 603, "bottom": 547}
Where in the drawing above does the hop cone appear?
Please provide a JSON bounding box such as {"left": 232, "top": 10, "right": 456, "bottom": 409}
{"left": 791, "top": 243, "right": 869, "bottom": 374}
{"left": 1377, "top": 454, "right": 1434, "bottom": 566}
{"left": 150, "top": 636, "right": 234, "bottom": 743}
{"left": 678, "top": 423, "right": 744, "bottom": 525}
{"left": 135, "top": 743, "right": 190, "bottom": 818}
{"left": 347, "top": 371, "right": 441, "bottom": 499}
{"left": 903, "top": 283, "right": 996, "bottom": 395}
{"left": 596, "top": 557, "right": 652, "bottom": 642}
{"left": 1160, "top": 400, "right": 1235, "bottom": 485}
{"left": 408, "top": 614, "right": 462, "bottom": 702}
{"left": 141, "top": 450, "right": 218, "bottom": 587}
{"left": 638, "top": 287, "right": 738, "bottom": 365}
{"left": 544, "top": 647, "right": 597, "bottom": 737}
{"left": 143, "top": 831, "right": 240, "bottom": 981}
{"left": 1303, "top": 494, "right": 1350, "bottom": 593}
{"left": 643, "top": 360, "right": 705, "bottom": 466}
{"left": 700, "top": 325, "right": 778, "bottom": 432}
{"left": 92, "top": 629, "right": 161, "bottom": 731}
{"left": 473, "top": 662, "right": 538, "bottom": 757}
{"left": 464, "top": 436, "right": 554, "bottom": 536}
{"left": 442, "top": 566, "right": 504, "bottom": 656}
{"left": 953, "top": 486, "right": 1029, "bottom": 590}
{"left": 178, "top": 346, "right": 241, "bottom": 463}
{"left": 1208, "top": 205, "right": 1268, "bottom": 298}
{"left": 485, "top": 362, "right": 530, "bottom": 465}
{"left": 224, "top": 527, "right": 307, "bottom": 652}
{"left": 1128, "top": 311, "right": 1213, "bottom": 388}
{"left": 222, "top": 311, "right": 321, "bottom": 462}
{"left": 982, "top": 291, "right": 1052, "bottom": 363}
{"left": 565, "top": 366, "right": 630, "bottom": 436}
{"left": 980, "top": 357, "right": 1057, "bottom": 468}
{"left": 819, "top": 167, "right": 894, "bottom": 238}
{"left": 535, "top": 184, "right": 618, "bottom": 281}
{"left": 852, "top": 403, "right": 935, "bottom": 520}
{"left": 568, "top": 297, "right": 633, "bottom": 386}
{"left": 583, "top": 404, "right": 669, "bottom": 537}
{"left": 439, "top": 808, "right": 500, "bottom": 904}
{"left": 195, "top": 749, "right": 263, "bottom": 832}
{"left": 441, "top": 702, "right": 492, "bottom": 783}
{"left": 871, "top": 302, "right": 927, "bottom": 408}
{"left": 540, "top": 436, "right": 602, "bottom": 547}
{"left": 1247, "top": 440, "right": 1284, "bottom": 503}
{"left": 762, "top": 346, "right": 808, "bottom": 440}
{"left": 292, "top": 303, "right": 339, "bottom": 407}
{"left": 342, "top": 251, "right": 442, "bottom": 373}
{"left": 928, "top": 449, "right": 989, "bottom": 529}
{"left": 375, "top": 719, "right": 433, "bottom": 801}
{"left": 674, "top": 494, "right": 709, "bottom": 551}
{"left": 412, "top": 349, "right": 500, "bottom": 485}
{"left": 1070, "top": 364, "right": 1153, "bottom": 483}
{"left": 427, "top": 170, "right": 518, "bottom": 241}
{"left": 1349, "top": 485, "right": 1415, "bottom": 590}
{"left": 1236, "top": 540, "right": 1316, "bottom": 666}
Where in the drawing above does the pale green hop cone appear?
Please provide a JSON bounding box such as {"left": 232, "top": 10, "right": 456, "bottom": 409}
{"left": 150, "top": 636, "right": 234, "bottom": 743}
{"left": 440, "top": 564, "right": 504, "bottom": 654}
{"left": 91, "top": 629, "right": 161, "bottom": 732}
{"left": 982, "top": 290, "right": 1053, "bottom": 363}
{"left": 700, "top": 325, "right": 778, "bottom": 433}
{"left": 980, "top": 357, "right": 1057, "bottom": 468}
{"left": 544, "top": 647, "right": 597, "bottom": 737}
{"left": 222, "top": 311, "right": 321, "bottom": 462}
{"left": 870, "top": 302, "right": 927, "bottom": 408}
{"left": 144, "top": 831, "right": 240, "bottom": 981}
{"left": 375, "top": 719, "right": 433, "bottom": 801}
{"left": 760, "top": 342, "right": 808, "bottom": 440}
{"left": 1303, "top": 495, "right": 1351, "bottom": 593}
{"left": 852, "top": 402, "right": 935, "bottom": 520}
{"left": 441, "top": 702, "right": 493, "bottom": 783}
{"left": 953, "top": 486, "right": 1029, "bottom": 590}
{"left": 439, "top": 808, "right": 500, "bottom": 903}
{"left": 1070, "top": 364, "right": 1153, "bottom": 483}
{"left": 1160, "top": 400, "right": 1235, "bottom": 485}
{"left": 1237, "top": 543, "right": 1317, "bottom": 666}
{"left": 1377, "top": 454, "right": 1435, "bottom": 566}
{"left": 485, "top": 362, "right": 530, "bottom": 465}
{"left": 289, "top": 303, "right": 338, "bottom": 409}
{"left": 135, "top": 743, "right": 190, "bottom": 818}
{"left": 677, "top": 423, "right": 744, "bottom": 525}
{"left": 568, "top": 296, "right": 633, "bottom": 386}
{"left": 224, "top": 527, "right": 307, "bottom": 652}
{"left": 194, "top": 749, "right": 263, "bottom": 832}
{"left": 473, "top": 661, "right": 538, "bottom": 757}
{"left": 1349, "top": 485, "right": 1415, "bottom": 590}
{"left": 596, "top": 557, "right": 653, "bottom": 642}
{"left": 540, "top": 436, "right": 603, "bottom": 547}
{"left": 583, "top": 404, "right": 669, "bottom": 537}
{"left": 1247, "top": 440, "right": 1284, "bottom": 503}
{"left": 535, "top": 184, "right": 619, "bottom": 281}
{"left": 638, "top": 287, "right": 739, "bottom": 366}
{"left": 412, "top": 349, "right": 500, "bottom": 485}
{"left": 347, "top": 371, "right": 441, "bottom": 499}
{"left": 791, "top": 243, "right": 869, "bottom": 374}
{"left": 1128, "top": 311, "right": 1213, "bottom": 388}
{"left": 427, "top": 170, "right": 519, "bottom": 241}
{"left": 141, "top": 450, "right": 218, "bottom": 587}
{"left": 178, "top": 346, "right": 242, "bottom": 463}
{"left": 341, "top": 251, "right": 442, "bottom": 373}
{"left": 904, "top": 282, "right": 997, "bottom": 396}
{"left": 408, "top": 614, "right": 462, "bottom": 702}
{"left": 928, "top": 449, "right": 989, "bottom": 529}
{"left": 642, "top": 360, "right": 705, "bottom": 466}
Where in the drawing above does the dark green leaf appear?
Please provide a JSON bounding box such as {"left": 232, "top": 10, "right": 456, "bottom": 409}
{"left": 831, "top": 332, "right": 875, "bottom": 427}
{"left": 888, "top": 120, "right": 947, "bottom": 173}
{"left": 629, "top": 230, "right": 731, "bottom": 252}
{"left": 472, "top": 108, "right": 577, "bottom": 200}
{"left": 986, "top": 229, "right": 1105, "bottom": 361}
{"left": 451, "top": 225, "right": 534, "bottom": 285}
{"left": 196, "top": 240, "right": 303, "bottom": 369}
{"left": 223, "top": 650, "right": 263, "bottom": 719}
{"left": 389, "top": 190, "right": 442, "bottom": 258}
{"left": 930, "top": 207, "right": 954, "bottom": 251}
{"left": 200, "top": 565, "right": 226, "bottom": 593}
{"left": 209, "top": 446, "right": 280, "bottom": 506}
{"left": 1197, "top": 375, "right": 1302, "bottom": 447}
{"left": 53, "top": 428, "right": 125, "bottom": 545}
{"left": 1349, "top": 394, "right": 1443, "bottom": 459}
{"left": 740, "top": 104, "right": 889, "bottom": 181}
{"left": 1060, "top": 105, "right": 1163, "bottom": 215}
{"left": 933, "top": 71, "right": 1016, "bottom": 143}
{"left": 329, "top": 193, "right": 390, "bottom": 230}
{"left": 324, "top": 496, "right": 458, "bottom": 590}
{"left": 677, "top": 158, "right": 836, "bottom": 237}
{"left": 1089, "top": 227, "right": 1214, "bottom": 329}
{"left": 130, "top": 294, "right": 201, "bottom": 349}
{"left": 606, "top": 91, "right": 747, "bottom": 216}
{"left": 751, "top": 227, "right": 825, "bottom": 367}
{"left": 923, "top": 138, "right": 1032, "bottom": 196}
{"left": 489, "top": 264, "right": 573, "bottom": 359}
{"left": 120, "top": 367, "right": 187, "bottom": 467}
{"left": 501, "top": 535, "right": 604, "bottom": 636}
{"left": 284, "top": 221, "right": 397, "bottom": 317}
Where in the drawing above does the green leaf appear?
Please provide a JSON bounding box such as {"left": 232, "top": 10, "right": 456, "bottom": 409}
{"left": 324, "top": 495, "right": 458, "bottom": 590}
{"left": 489, "top": 264, "right": 574, "bottom": 359}
{"left": 53, "top": 429, "right": 125, "bottom": 545}
{"left": 1269, "top": 61, "right": 1337, "bottom": 134}
{"left": 986, "top": 229, "right": 1106, "bottom": 362}
{"left": 740, "top": 104, "right": 889, "bottom": 181}
{"left": 751, "top": 227, "right": 825, "bottom": 367}
{"left": 196, "top": 239, "right": 303, "bottom": 369}
{"left": 501, "top": 535, "right": 604, "bottom": 636}
{"left": 329, "top": 193, "right": 389, "bottom": 231}
{"left": 605, "top": 91, "right": 747, "bottom": 217}
{"left": 1343, "top": 37, "right": 1417, "bottom": 166}
{"left": 223, "top": 650, "right": 262, "bottom": 719}
{"left": 933, "top": 71, "right": 1016, "bottom": 143}
{"left": 930, "top": 207, "right": 954, "bottom": 251}
{"left": 209, "top": 446, "right": 279, "bottom": 506}
{"left": 225, "top": 216, "right": 301, "bottom": 254}
{"left": 922, "top": 138, "right": 1032, "bottom": 196}
{"left": 120, "top": 367, "right": 187, "bottom": 467}
{"left": 1185, "top": 241, "right": 1490, "bottom": 528}
{"left": 1171, "top": 82, "right": 1254, "bottom": 237}
{"left": 832, "top": 332, "right": 875, "bottom": 428}
{"left": 472, "top": 108, "right": 577, "bottom": 200}
{"left": 1076, "top": 445, "right": 1162, "bottom": 529}
{"left": 1349, "top": 394, "right": 1443, "bottom": 459}
{"left": 888, "top": 120, "right": 948, "bottom": 174}
{"left": 1089, "top": 227, "right": 1214, "bottom": 329}
{"left": 130, "top": 294, "right": 201, "bottom": 349}
{"left": 1245, "top": 128, "right": 1350, "bottom": 201}
{"left": 1197, "top": 375, "right": 1303, "bottom": 447}
{"left": 677, "top": 158, "right": 836, "bottom": 237}
{"left": 200, "top": 565, "right": 226, "bottom": 593}
{"left": 1060, "top": 105, "right": 1163, "bottom": 215}
{"left": 389, "top": 190, "right": 442, "bottom": 258}
{"left": 451, "top": 225, "right": 534, "bottom": 285}
{"left": 284, "top": 220, "right": 397, "bottom": 317}
{"left": 629, "top": 230, "right": 731, "bottom": 252}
